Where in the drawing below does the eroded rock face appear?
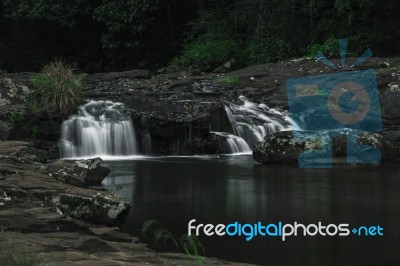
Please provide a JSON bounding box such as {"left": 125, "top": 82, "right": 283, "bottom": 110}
{"left": 253, "top": 129, "right": 400, "bottom": 165}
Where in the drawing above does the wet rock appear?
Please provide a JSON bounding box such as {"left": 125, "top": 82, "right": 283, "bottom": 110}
{"left": 253, "top": 129, "right": 400, "bottom": 165}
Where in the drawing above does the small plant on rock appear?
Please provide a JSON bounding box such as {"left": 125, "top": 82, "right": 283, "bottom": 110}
{"left": 216, "top": 75, "right": 240, "bottom": 86}
{"left": 32, "top": 60, "right": 83, "bottom": 117}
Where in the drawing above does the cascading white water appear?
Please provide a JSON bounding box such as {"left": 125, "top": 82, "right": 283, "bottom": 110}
{"left": 225, "top": 95, "right": 301, "bottom": 148}
{"left": 214, "top": 132, "right": 251, "bottom": 153}
{"left": 214, "top": 95, "right": 303, "bottom": 153}
{"left": 60, "top": 100, "right": 138, "bottom": 158}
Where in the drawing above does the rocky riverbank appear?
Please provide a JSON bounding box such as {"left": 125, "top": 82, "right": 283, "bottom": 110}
{"left": 0, "top": 141, "right": 253, "bottom": 265}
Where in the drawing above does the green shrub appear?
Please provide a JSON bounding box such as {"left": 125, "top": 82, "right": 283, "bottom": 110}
{"left": 216, "top": 76, "right": 240, "bottom": 86}
{"left": 173, "top": 34, "right": 238, "bottom": 70}
{"left": 305, "top": 37, "right": 340, "bottom": 58}
{"left": 171, "top": 10, "right": 239, "bottom": 71}
{"left": 32, "top": 60, "right": 83, "bottom": 117}
{"left": 7, "top": 110, "right": 26, "bottom": 128}
{"left": 304, "top": 35, "right": 373, "bottom": 59}
{"left": 246, "top": 26, "right": 288, "bottom": 64}
{"left": 6, "top": 110, "right": 40, "bottom": 138}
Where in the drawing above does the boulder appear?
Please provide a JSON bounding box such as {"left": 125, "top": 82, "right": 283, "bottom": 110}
{"left": 48, "top": 158, "right": 111, "bottom": 187}
{"left": 253, "top": 129, "right": 400, "bottom": 165}
{"left": 43, "top": 192, "right": 130, "bottom": 226}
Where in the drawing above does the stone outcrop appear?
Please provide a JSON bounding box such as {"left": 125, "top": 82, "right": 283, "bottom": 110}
{"left": 253, "top": 129, "right": 400, "bottom": 165}
{"left": 0, "top": 141, "right": 128, "bottom": 225}
{"left": 48, "top": 158, "right": 111, "bottom": 187}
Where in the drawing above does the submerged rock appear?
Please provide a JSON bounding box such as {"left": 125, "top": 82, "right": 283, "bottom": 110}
{"left": 253, "top": 129, "right": 400, "bottom": 165}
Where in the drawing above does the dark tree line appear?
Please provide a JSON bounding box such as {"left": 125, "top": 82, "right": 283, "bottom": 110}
{"left": 0, "top": 0, "right": 399, "bottom": 72}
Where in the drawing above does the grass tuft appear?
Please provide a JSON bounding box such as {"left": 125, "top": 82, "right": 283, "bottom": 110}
{"left": 32, "top": 60, "right": 83, "bottom": 117}
{"left": 141, "top": 220, "right": 206, "bottom": 265}
{"left": 216, "top": 75, "right": 240, "bottom": 86}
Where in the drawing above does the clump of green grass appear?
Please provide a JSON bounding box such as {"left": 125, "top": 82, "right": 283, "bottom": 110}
{"left": 216, "top": 75, "right": 240, "bottom": 86}
{"left": 32, "top": 60, "right": 83, "bottom": 117}
{"left": 10, "top": 249, "right": 41, "bottom": 266}
{"left": 141, "top": 220, "right": 206, "bottom": 265}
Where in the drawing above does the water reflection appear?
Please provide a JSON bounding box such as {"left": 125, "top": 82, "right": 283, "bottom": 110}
{"left": 103, "top": 156, "right": 400, "bottom": 266}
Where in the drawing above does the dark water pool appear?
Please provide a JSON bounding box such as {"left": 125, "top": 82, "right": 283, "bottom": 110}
{"left": 102, "top": 155, "right": 400, "bottom": 266}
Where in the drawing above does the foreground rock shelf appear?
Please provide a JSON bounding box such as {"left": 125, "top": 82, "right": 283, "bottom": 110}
{"left": 0, "top": 141, "right": 252, "bottom": 265}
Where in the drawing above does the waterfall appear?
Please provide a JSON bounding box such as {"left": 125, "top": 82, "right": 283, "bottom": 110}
{"left": 213, "top": 95, "right": 302, "bottom": 154}
{"left": 60, "top": 100, "right": 138, "bottom": 158}
{"left": 142, "top": 133, "right": 152, "bottom": 155}
{"left": 214, "top": 132, "right": 251, "bottom": 153}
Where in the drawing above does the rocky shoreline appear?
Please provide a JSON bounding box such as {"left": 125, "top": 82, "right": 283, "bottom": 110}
{"left": 0, "top": 141, "right": 253, "bottom": 265}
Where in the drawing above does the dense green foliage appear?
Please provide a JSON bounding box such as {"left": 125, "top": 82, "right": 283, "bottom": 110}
{"left": 32, "top": 60, "right": 83, "bottom": 117}
{"left": 0, "top": 0, "right": 399, "bottom": 72}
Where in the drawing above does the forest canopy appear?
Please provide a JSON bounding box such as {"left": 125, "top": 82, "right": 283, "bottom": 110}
{"left": 0, "top": 0, "right": 399, "bottom": 72}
